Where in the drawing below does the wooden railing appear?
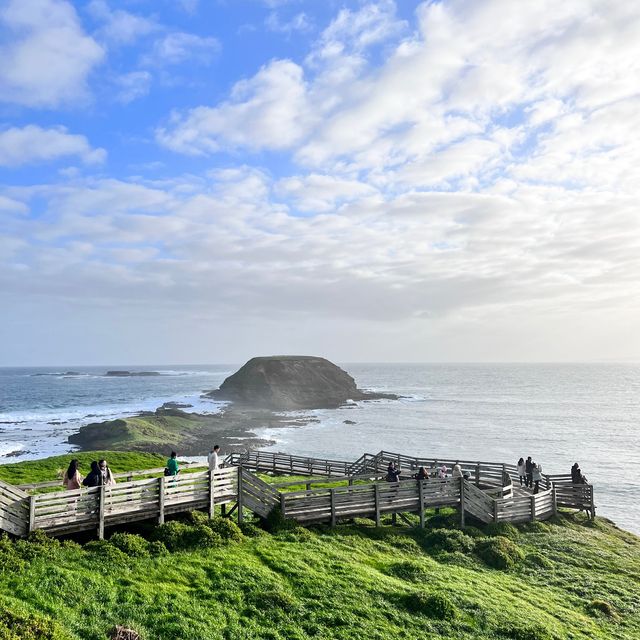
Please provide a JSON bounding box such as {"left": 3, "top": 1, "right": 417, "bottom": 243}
{"left": 27, "top": 467, "right": 238, "bottom": 537}
{"left": 0, "top": 450, "right": 596, "bottom": 538}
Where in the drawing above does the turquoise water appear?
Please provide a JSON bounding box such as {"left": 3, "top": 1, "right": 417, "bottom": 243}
{"left": 1, "top": 363, "right": 638, "bottom": 533}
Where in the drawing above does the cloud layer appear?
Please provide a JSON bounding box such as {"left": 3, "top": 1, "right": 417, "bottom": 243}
{"left": 1, "top": 0, "right": 640, "bottom": 363}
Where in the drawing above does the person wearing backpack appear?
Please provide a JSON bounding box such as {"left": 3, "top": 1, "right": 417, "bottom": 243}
{"left": 166, "top": 452, "right": 179, "bottom": 477}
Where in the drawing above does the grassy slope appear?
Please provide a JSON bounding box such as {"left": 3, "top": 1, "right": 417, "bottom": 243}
{"left": 0, "top": 451, "right": 167, "bottom": 485}
{"left": 68, "top": 414, "right": 202, "bottom": 451}
{"left": 0, "top": 458, "right": 638, "bottom": 639}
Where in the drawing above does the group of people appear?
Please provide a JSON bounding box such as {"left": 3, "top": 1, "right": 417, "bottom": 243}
{"left": 516, "top": 456, "right": 543, "bottom": 493}
{"left": 62, "top": 459, "right": 115, "bottom": 489}
{"left": 571, "top": 462, "right": 588, "bottom": 484}
{"left": 386, "top": 461, "right": 471, "bottom": 483}
{"left": 61, "top": 444, "right": 223, "bottom": 490}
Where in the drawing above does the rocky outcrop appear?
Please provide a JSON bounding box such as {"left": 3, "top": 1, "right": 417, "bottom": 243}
{"left": 206, "top": 356, "right": 398, "bottom": 410}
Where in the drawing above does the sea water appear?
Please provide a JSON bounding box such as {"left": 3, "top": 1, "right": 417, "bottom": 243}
{"left": 1, "top": 363, "right": 638, "bottom": 534}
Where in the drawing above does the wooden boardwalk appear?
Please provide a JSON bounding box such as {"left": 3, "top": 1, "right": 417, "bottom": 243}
{"left": 0, "top": 450, "right": 595, "bottom": 538}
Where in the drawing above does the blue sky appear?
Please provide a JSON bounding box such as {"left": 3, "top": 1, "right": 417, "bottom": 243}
{"left": 1, "top": 0, "right": 640, "bottom": 365}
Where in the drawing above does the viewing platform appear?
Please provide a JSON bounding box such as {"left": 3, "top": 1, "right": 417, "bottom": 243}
{"left": 0, "top": 450, "right": 595, "bottom": 539}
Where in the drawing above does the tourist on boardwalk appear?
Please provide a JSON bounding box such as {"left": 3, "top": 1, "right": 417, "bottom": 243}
{"left": 83, "top": 461, "right": 103, "bottom": 487}
{"left": 451, "top": 464, "right": 463, "bottom": 479}
{"left": 532, "top": 462, "right": 543, "bottom": 494}
{"left": 571, "top": 462, "right": 585, "bottom": 484}
{"left": 517, "top": 457, "right": 526, "bottom": 486}
{"left": 166, "top": 452, "right": 179, "bottom": 477}
{"left": 62, "top": 459, "right": 83, "bottom": 490}
{"left": 525, "top": 456, "right": 533, "bottom": 488}
{"left": 415, "top": 466, "right": 429, "bottom": 481}
{"left": 98, "top": 459, "right": 116, "bottom": 486}
{"left": 208, "top": 445, "right": 221, "bottom": 472}
{"left": 386, "top": 461, "right": 401, "bottom": 482}
{"left": 437, "top": 464, "right": 448, "bottom": 479}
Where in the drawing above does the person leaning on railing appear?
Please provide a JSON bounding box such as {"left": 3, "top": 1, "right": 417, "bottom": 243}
{"left": 62, "top": 459, "right": 83, "bottom": 490}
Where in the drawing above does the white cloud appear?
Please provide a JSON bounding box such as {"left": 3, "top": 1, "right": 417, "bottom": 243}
{"left": 144, "top": 32, "right": 220, "bottom": 66}
{"left": 87, "top": 0, "right": 157, "bottom": 45}
{"left": 156, "top": 59, "right": 309, "bottom": 154}
{"left": 265, "top": 12, "right": 312, "bottom": 35}
{"left": 0, "top": 125, "right": 106, "bottom": 167}
{"left": 0, "top": 0, "right": 104, "bottom": 107}
{"left": 114, "top": 71, "right": 152, "bottom": 104}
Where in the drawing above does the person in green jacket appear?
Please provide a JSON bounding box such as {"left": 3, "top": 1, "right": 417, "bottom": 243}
{"left": 166, "top": 451, "right": 179, "bottom": 476}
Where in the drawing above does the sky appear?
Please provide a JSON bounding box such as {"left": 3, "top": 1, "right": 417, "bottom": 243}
{"left": 1, "top": 0, "right": 639, "bottom": 366}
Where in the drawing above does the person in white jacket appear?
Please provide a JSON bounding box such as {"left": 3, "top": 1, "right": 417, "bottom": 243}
{"left": 532, "top": 462, "right": 543, "bottom": 494}
{"left": 517, "top": 458, "right": 526, "bottom": 486}
{"left": 208, "top": 445, "right": 221, "bottom": 471}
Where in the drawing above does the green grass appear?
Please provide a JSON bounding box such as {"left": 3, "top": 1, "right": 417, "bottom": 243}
{"left": 0, "top": 451, "right": 167, "bottom": 485}
{"left": 0, "top": 508, "right": 638, "bottom": 639}
{"left": 0, "top": 462, "right": 639, "bottom": 639}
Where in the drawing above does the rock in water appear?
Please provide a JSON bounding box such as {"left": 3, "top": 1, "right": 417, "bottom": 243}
{"left": 208, "top": 356, "right": 398, "bottom": 410}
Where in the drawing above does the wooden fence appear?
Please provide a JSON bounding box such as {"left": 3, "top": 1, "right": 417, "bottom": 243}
{"left": 0, "top": 450, "right": 596, "bottom": 539}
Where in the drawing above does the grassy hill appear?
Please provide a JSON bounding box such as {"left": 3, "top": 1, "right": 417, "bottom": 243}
{"left": 0, "top": 455, "right": 638, "bottom": 640}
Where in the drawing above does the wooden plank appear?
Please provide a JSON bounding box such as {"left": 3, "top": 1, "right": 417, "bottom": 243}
{"left": 158, "top": 477, "right": 165, "bottom": 524}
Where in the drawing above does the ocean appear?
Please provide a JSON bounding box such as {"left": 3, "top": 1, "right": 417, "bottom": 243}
{"left": 1, "top": 363, "right": 638, "bottom": 534}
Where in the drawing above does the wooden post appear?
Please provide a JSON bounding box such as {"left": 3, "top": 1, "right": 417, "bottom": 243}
{"left": 530, "top": 495, "right": 536, "bottom": 522}
{"left": 374, "top": 484, "right": 380, "bottom": 526}
{"left": 330, "top": 489, "right": 336, "bottom": 527}
{"left": 459, "top": 477, "right": 465, "bottom": 527}
{"left": 551, "top": 484, "right": 557, "bottom": 517}
{"left": 208, "top": 470, "right": 215, "bottom": 518}
{"left": 418, "top": 480, "right": 425, "bottom": 528}
{"left": 280, "top": 493, "right": 286, "bottom": 518}
{"left": 237, "top": 468, "right": 244, "bottom": 523}
{"left": 493, "top": 499, "right": 498, "bottom": 523}
{"left": 28, "top": 495, "right": 36, "bottom": 534}
{"left": 98, "top": 485, "right": 105, "bottom": 540}
{"left": 306, "top": 482, "right": 311, "bottom": 491}
{"left": 158, "top": 476, "right": 165, "bottom": 524}
{"left": 348, "top": 478, "right": 353, "bottom": 487}
{"left": 475, "top": 463, "right": 480, "bottom": 486}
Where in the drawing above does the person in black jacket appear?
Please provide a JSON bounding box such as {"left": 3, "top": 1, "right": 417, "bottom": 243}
{"left": 83, "top": 461, "right": 103, "bottom": 487}
{"left": 525, "top": 456, "right": 533, "bottom": 488}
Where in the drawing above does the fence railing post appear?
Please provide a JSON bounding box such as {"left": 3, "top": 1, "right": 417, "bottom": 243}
{"left": 98, "top": 485, "right": 105, "bottom": 540}
{"left": 418, "top": 480, "right": 425, "bottom": 528}
{"left": 493, "top": 499, "right": 498, "bottom": 523}
{"left": 237, "top": 467, "right": 244, "bottom": 523}
{"left": 28, "top": 495, "right": 36, "bottom": 534}
{"left": 551, "top": 484, "right": 557, "bottom": 517}
{"left": 208, "top": 470, "right": 215, "bottom": 519}
{"left": 330, "top": 489, "right": 336, "bottom": 527}
{"left": 475, "top": 463, "right": 480, "bottom": 486}
{"left": 158, "top": 476, "right": 165, "bottom": 524}
{"left": 459, "top": 477, "right": 465, "bottom": 527}
{"left": 374, "top": 484, "right": 380, "bottom": 527}
{"left": 280, "top": 493, "right": 286, "bottom": 518}
{"left": 530, "top": 495, "right": 536, "bottom": 521}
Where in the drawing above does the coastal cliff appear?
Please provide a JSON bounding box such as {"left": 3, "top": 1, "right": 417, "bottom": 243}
{"left": 207, "top": 355, "right": 398, "bottom": 410}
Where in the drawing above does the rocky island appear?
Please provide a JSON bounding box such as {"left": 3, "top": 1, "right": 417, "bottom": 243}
{"left": 206, "top": 355, "right": 398, "bottom": 410}
{"left": 68, "top": 356, "right": 398, "bottom": 455}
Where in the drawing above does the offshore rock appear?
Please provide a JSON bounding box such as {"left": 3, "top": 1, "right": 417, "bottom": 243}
{"left": 206, "top": 355, "right": 398, "bottom": 410}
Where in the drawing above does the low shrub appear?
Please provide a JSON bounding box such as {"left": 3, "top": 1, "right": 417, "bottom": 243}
{"left": 420, "top": 528, "right": 475, "bottom": 554}
{"left": 0, "top": 601, "right": 69, "bottom": 640}
{"left": 387, "top": 560, "right": 432, "bottom": 581}
{"left": 461, "top": 525, "right": 485, "bottom": 538}
{"left": 484, "top": 522, "right": 519, "bottom": 541}
{"left": 152, "top": 521, "right": 191, "bottom": 552}
{"left": 207, "top": 517, "right": 244, "bottom": 543}
{"left": 108, "top": 533, "right": 150, "bottom": 558}
{"left": 525, "top": 552, "right": 553, "bottom": 569}
{"left": 475, "top": 536, "right": 524, "bottom": 570}
{"left": 403, "top": 591, "right": 457, "bottom": 620}
{"left": 587, "top": 599, "right": 617, "bottom": 618}
{"left": 15, "top": 530, "right": 60, "bottom": 561}
{"left": 148, "top": 540, "right": 168, "bottom": 556}
{"left": 239, "top": 522, "right": 268, "bottom": 538}
{"left": 276, "top": 526, "right": 314, "bottom": 543}
{"left": 84, "top": 540, "right": 129, "bottom": 565}
{"left": 264, "top": 507, "right": 298, "bottom": 533}
{"left": 0, "top": 535, "right": 27, "bottom": 574}
{"left": 191, "top": 524, "right": 223, "bottom": 548}
{"left": 385, "top": 534, "right": 421, "bottom": 553}
{"left": 495, "top": 623, "right": 552, "bottom": 640}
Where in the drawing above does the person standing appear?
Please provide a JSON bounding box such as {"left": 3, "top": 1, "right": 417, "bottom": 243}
{"left": 525, "top": 456, "right": 533, "bottom": 488}
{"left": 166, "top": 451, "right": 179, "bottom": 477}
{"left": 62, "top": 459, "right": 83, "bottom": 490}
{"left": 98, "top": 459, "right": 116, "bottom": 486}
{"left": 83, "top": 461, "right": 103, "bottom": 487}
{"left": 571, "top": 463, "right": 582, "bottom": 484}
{"left": 208, "top": 445, "right": 221, "bottom": 472}
{"left": 517, "top": 458, "right": 526, "bottom": 486}
{"left": 532, "top": 462, "right": 543, "bottom": 494}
